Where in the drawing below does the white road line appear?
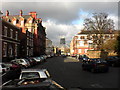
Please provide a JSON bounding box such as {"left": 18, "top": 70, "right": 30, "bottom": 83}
{"left": 91, "top": 83, "right": 103, "bottom": 88}
{"left": 0, "top": 73, "right": 6, "bottom": 77}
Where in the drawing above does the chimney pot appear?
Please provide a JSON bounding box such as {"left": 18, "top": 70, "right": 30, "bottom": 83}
{"left": 6, "top": 10, "right": 9, "bottom": 16}
{"left": 20, "top": 10, "right": 23, "bottom": 16}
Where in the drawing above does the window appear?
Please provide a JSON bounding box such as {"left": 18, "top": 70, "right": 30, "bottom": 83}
{"left": 84, "top": 40, "right": 88, "bottom": 45}
{"left": 13, "top": 20, "right": 16, "bottom": 25}
{"left": 27, "top": 38, "right": 29, "bottom": 45}
{"left": 15, "top": 31, "right": 18, "bottom": 40}
{"left": 79, "top": 41, "right": 84, "bottom": 46}
{"left": 85, "top": 49, "right": 88, "bottom": 53}
{"left": 78, "top": 49, "right": 82, "bottom": 53}
{"left": 4, "top": 26, "right": 7, "bottom": 36}
{"left": 80, "top": 36, "right": 85, "bottom": 39}
{"left": 27, "top": 47, "right": 29, "bottom": 55}
{"left": 21, "top": 21, "right": 24, "bottom": 26}
{"left": 15, "top": 44, "right": 17, "bottom": 56}
{"left": 3, "top": 42, "right": 7, "bottom": 57}
{"left": 29, "top": 20, "right": 32, "bottom": 23}
{"left": 8, "top": 45, "right": 13, "bottom": 57}
{"left": 10, "top": 29, "right": 13, "bottom": 38}
{"left": 21, "top": 72, "right": 40, "bottom": 79}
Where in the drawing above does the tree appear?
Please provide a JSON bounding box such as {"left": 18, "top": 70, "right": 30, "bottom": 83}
{"left": 115, "top": 32, "right": 120, "bottom": 56}
{"left": 83, "top": 13, "right": 114, "bottom": 50}
{"left": 101, "top": 39, "right": 116, "bottom": 52}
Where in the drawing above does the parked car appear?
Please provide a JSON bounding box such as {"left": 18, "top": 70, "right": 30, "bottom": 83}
{"left": 42, "top": 55, "right": 47, "bottom": 60}
{"left": 82, "top": 58, "right": 109, "bottom": 73}
{"left": 39, "top": 56, "right": 45, "bottom": 62}
{"left": 32, "top": 57, "right": 42, "bottom": 63}
{"left": 2, "top": 69, "right": 64, "bottom": 90}
{"left": 105, "top": 56, "right": 120, "bottom": 67}
{"left": 0, "top": 63, "right": 10, "bottom": 74}
{"left": 47, "top": 55, "right": 51, "bottom": 58}
{"left": 19, "top": 69, "right": 50, "bottom": 80}
{"left": 25, "top": 57, "right": 36, "bottom": 66}
{"left": 11, "top": 59, "right": 30, "bottom": 68}
{"left": 79, "top": 54, "right": 89, "bottom": 62}
{"left": 3, "top": 62, "right": 21, "bottom": 71}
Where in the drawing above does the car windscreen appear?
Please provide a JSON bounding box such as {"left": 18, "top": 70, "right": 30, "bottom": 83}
{"left": 21, "top": 72, "right": 40, "bottom": 79}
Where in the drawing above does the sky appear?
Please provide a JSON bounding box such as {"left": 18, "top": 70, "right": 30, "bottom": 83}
{"left": 1, "top": 0, "right": 119, "bottom": 46}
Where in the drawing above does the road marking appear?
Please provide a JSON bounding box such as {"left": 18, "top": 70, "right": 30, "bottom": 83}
{"left": 64, "top": 57, "right": 79, "bottom": 62}
{"left": 0, "top": 73, "right": 6, "bottom": 77}
{"left": 0, "top": 80, "right": 12, "bottom": 87}
{"left": 90, "top": 83, "right": 103, "bottom": 88}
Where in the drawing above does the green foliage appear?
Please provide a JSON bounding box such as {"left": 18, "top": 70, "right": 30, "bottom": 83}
{"left": 115, "top": 32, "right": 120, "bottom": 56}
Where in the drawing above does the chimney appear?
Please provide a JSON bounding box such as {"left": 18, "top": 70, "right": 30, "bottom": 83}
{"left": 20, "top": 10, "right": 23, "bottom": 17}
{"left": 6, "top": 10, "right": 9, "bottom": 16}
{"left": 38, "top": 18, "right": 42, "bottom": 23}
{"left": 29, "top": 12, "right": 37, "bottom": 19}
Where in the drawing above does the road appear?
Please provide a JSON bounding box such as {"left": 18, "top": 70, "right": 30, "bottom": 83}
{"left": 31, "top": 56, "right": 120, "bottom": 89}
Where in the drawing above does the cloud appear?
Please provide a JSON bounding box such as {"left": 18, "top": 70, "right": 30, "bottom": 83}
{"left": 108, "top": 15, "right": 118, "bottom": 30}
{"left": 1, "top": 2, "right": 118, "bottom": 46}
{"left": 43, "top": 20, "right": 84, "bottom": 46}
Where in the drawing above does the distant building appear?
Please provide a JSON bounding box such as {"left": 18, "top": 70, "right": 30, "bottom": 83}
{"left": 60, "top": 37, "right": 65, "bottom": 45}
{"left": 70, "top": 30, "right": 118, "bottom": 55}
{"left": 46, "top": 38, "right": 54, "bottom": 56}
{"left": 60, "top": 37, "right": 66, "bottom": 55}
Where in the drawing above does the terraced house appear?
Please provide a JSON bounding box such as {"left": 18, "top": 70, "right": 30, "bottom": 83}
{"left": 1, "top": 19, "right": 21, "bottom": 62}
{"left": 2, "top": 10, "right": 46, "bottom": 58}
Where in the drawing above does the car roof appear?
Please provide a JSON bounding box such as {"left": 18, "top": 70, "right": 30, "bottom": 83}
{"left": 21, "top": 69, "right": 47, "bottom": 72}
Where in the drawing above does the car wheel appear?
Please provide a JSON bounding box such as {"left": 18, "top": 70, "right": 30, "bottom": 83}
{"left": 91, "top": 68, "right": 95, "bottom": 73}
{"left": 111, "top": 63, "right": 115, "bottom": 67}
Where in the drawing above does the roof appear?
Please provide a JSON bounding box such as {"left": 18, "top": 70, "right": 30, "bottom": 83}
{"left": 2, "top": 15, "right": 31, "bottom": 20}
{"left": 77, "top": 30, "right": 118, "bottom": 35}
{"left": 2, "top": 19, "right": 20, "bottom": 29}
{"left": 21, "top": 69, "right": 47, "bottom": 72}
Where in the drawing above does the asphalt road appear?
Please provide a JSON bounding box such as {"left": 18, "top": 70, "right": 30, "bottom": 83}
{"left": 31, "top": 56, "right": 120, "bottom": 89}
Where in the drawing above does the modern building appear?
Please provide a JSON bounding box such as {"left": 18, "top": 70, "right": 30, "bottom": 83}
{"left": 70, "top": 30, "right": 118, "bottom": 55}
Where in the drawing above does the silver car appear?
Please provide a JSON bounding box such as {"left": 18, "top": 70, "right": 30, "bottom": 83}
{"left": 11, "top": 59, "right": 30, "bottom": 68}
{"left": 19, "top": 69, "right": 50, "bottom": 79}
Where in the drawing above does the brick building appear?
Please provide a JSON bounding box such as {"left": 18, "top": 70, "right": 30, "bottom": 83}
{"left": 1, "top": 19, "right": 21, "bottom": 62}
{"left": 70, "top": 30, "right": 118, "bottom": 55}
{"left": 2, "top": 10, "right": 46, "bottom": 57}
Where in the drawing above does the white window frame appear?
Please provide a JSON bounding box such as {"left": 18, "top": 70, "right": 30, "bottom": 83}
{"left": 3, "top": 42, "right": 7, "bottom": 57}
{"left": 78, "top": 49, "right": 82, "bottom": 53}
{"left": 4, "top": 26, "right": 7, "bottom": 36}
{"left": 9, "top": 45, "right": 13, "bottom": 57}
{"left": 10, "top": 29, "right": 13, "bottom": 38}
{"left": 15, "top": 44, "right": 18, "bottom": 56}
{"left": 15, "top": 31, "right": 18, "bottom": 40}
{"left": 27, "top": 47, "right": 29, "bottom": 56}
{"left": 85, "top": 49, "right": 88, "bottom": 53}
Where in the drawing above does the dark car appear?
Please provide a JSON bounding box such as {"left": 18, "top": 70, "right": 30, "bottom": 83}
{"left": 79, "top": 54, "right": 89, "bottom": 62}
{"left": 106, "top": 56, "right": 120, "bottom": 67}
{"left": 25, "top": 57, "right": 37, "bottom": 66}
{"left": 82, "top": 58, "right": 109, "bottom": 73}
